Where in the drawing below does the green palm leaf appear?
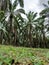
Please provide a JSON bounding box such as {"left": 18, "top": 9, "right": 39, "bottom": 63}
{"left": 18, "top": 0, "right": 24, "bottom": 7}
{"left": 12, "top": 0, "right": 18, "bottom": 11}
{"left": 40, "top": 8, "right": 49, "bottom": 15}
{"left": 15, "top": 9, "right": 25, "bottom": 14}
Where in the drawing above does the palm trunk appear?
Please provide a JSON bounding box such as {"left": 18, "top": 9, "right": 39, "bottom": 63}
{"left": 14, "top": 28, "right": 17, "bottom": 45}
{"left": 43, "top": 32, "right": 46, "bottom": 48}
{"left": 0, "top": 31, "right": 2, "bottom": 44}
{"left": 9, "top": 14, "right": 13, "bottom": 32}
{"left": 29, "top": 24, "right": 32, "bottom": 47}
{"left": 9, "top": 14, "right": 13, "bottom": 44}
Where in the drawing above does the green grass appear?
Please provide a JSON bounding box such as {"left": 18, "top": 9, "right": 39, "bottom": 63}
{"left": 0, "top": 45, "right": 49, "bottom": 65}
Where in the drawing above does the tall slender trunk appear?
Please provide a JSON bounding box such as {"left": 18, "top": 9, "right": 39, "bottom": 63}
{"left": 14, "top": 28, "right": 17, "bottom": 45}
{"left": 9, "top": 13, "right": 13, "bottom": 44}
{"left": 9, "top": 14, "right": 13, "bottom": 32}
{"left": 0, "top": 31, "right": 2, "bottom": 44}
{"left": 43, "top": 32, "right": 46, "bottom": 48}
{"left": 29, "top": 24, "right": 32, "bottom": 47}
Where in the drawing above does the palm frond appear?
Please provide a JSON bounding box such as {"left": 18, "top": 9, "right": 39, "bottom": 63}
{"left": 0, "top": 22, "right": 7, "bottom": 33}
{"left": 32, "top": 13, "right": 37, "bottom": 20}
{"left": 17, "top": 13, "right": 24, "bottom": 22}
{"left": 0, "top": 11, "right": 4, "bottom": 20}
{"left": 48, "top": 1, "right": 49, "bottom": 4}
{"left": 12, "top": 0, "right": 18, "bottom": 11}
{"left": 8, "top": 0, "right": 12, "bottom": 12}
{"left": 1, "top": 17, "right": 6, "bottom": 23}
{"left": 40, "top": 8, "right": 49, "bottom": 15}
{"left": 18, "top": 0, "right": 24, "bottom": 7}
{"left": 13, "top": 16, "right": 20, "bottom": 29}
{"left": 43, "top": 3, "right": 49, "bottom": 8}
{"left": 15, "top": 8, "right": 25, "bottom": 15}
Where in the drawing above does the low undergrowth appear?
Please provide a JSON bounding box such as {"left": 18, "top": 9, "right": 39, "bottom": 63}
{"left": 0, "top": 45, "right": 49, "bottom": 65}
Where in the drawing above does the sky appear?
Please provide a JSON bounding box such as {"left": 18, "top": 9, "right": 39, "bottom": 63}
{"left": 24, "top": 0, "right": 48, "bottom": 13}
{"left": 24, "top": 0, "right": 40, "bottom": 13}
{"left": 12, "top": 0, "right": 48, "bottom": 13}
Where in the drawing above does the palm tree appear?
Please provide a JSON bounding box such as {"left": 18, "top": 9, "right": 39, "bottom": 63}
{"left": 0, "top": 0, "right": 25, "bottom": 45}
{"left": 22, "top": 11, "right": 37, "bottom": 47}
{"left": 38, "top": 18, "right": 46, "bottom": 47}
{"left": 0, "top": 11, "right": 7, "bottom": 44}
{"left": 40, "top": 0, "right": 49, "bottom": 47}
{"left": 40, "top": 0, "right": 49, "bottom": 32}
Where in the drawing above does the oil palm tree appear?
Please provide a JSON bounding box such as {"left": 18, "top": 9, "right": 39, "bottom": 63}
{"left": 0, "top": 0, "right": 25, "bottom": 45}
{"left": 22, "top": 11, "right": 38, "bottom": 47}
{"left": 40, "top": 0, "right": 49, "bottom": 47}
{"left": 40, "top": 0, "right": 49, "bottom": 32}
{"left": 0, "top": 11, "right": 7, "bottom": 44}
{"left": 7, "top": 0, "right": 25, "bottom": 45}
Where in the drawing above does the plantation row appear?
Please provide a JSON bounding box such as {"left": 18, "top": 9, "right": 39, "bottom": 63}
{"left": 0, "top": 0, "right": 49, "bottom": 48}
